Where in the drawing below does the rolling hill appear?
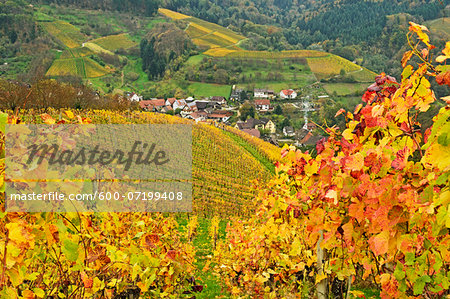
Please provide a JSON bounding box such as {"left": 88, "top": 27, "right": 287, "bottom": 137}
{"left": 160, "top": 8, "right": 377, "bottom": 84}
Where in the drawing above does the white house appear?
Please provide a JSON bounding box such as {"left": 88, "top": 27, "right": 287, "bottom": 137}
{"left": 254, "top": 89, "right": 274, "bottom": 98}
{"left": 255, "top": 99, "right": 271, "bottom": 111}
{"left": 129, "top": 93, "right": 142, "bottom": 102}
{"left": 173, "top": 99, "right": 188, "bottom": 111}
{"left": 280, "top": 89, "right": 297, "bottom": 99}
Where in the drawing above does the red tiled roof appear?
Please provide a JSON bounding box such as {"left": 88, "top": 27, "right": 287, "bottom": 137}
{"left": 255, "top": 99, "right": 270, "bottom": 106}
{"left": 151, "top": 99, "right": 166, "bottom": 107}
{"left": 281, "top": 89, "right": 295, "bottom": 96}
{"left": 167, "top": 98, "right": 177, "bottom": 104}
{"left": 139, "top": 100, "right": 153, "bottom": 109}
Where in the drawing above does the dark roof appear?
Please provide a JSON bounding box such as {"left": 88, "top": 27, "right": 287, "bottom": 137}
{"left": 196, "top": 101, "right": 208, "bottom": 110}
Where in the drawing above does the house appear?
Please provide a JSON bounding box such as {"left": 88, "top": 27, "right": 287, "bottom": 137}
{"left": 195, "top": 101, "right": 208, "bottom": 111}
{"left": 139, "top": 99, "right": 165, "bottom": 111}
{"left": 317, "top": 95, "right": 329, "bottom": 99}
{"left": 211, "top": 96, "right": 226, "bottom": 105}
{"left": 186, "top": 102, "right": 198, "bottom": 112}
{"left": 186, "top": 96, "right": 194, "bottom": 102}
{"left": 242, "top": 129, "right": 261, "bottom": 138}
{"left": 161, "top": 106, "right": 173, "bottom": 113}
{"left": 173, "top": 99, "right": 188, "bottom": 111}
{"left": 186, "top": 111, "right": 207, "bottom": 122}
{"left": 254, "top": 89, "right": 274, "bottom": 99}
{"left": 207, "top": 110, "right": 233, "bottom": 123}
{"left": 280, "top": 89, "right": 297, "bottom": 99}
{"left": 303, "top": 122, "right": 317, "bottom": 131}
{"left": 235, "top": 118, "right": 276, "bottom": 134}
{"left": 255, "top": 99, "right": 271, "bottom": 112}
{"left": 283, "top": 126, "right": 295, "bottom": 137}
{"left": 128, "top": 93, "right": 142, "bottom": 102}
{"left": 166, "top": 98, "right": 177, "bottom": 106}
{"left": 230, "top": 88, "right": 244, "bottom": 102}
{"left": 299, "top": 132, "right": 325, "bottom": 146}
{"left": 296, "top": 128, "right": 310, "bottom": 140}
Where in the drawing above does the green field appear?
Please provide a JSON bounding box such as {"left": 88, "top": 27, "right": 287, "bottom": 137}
{"left": 323, "top": 82, "right": 371, "bottom": 96}
{"left": 187, "top": 82, "right": 232, "bottom": 98}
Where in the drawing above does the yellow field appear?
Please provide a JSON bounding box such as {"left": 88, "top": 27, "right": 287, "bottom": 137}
{"left": 90, "top": 34, "right": 136, "bottom": 51}
{"left": 204, "top": 47, "right": 238, "bottom": 57}
{"left": 40, "top": 21, "right": 85, "bottom": 48}
{"left": 46, "top": 57, "right": 110, "bottom": 78}
{"left": 192, "top": 38, "right": 220, "bottom": 49}
{"left": 158, "top": 8, "right": 190, "bottom": 20}
{"left": 307, "top": 54, "right": 376, "bottom": 82}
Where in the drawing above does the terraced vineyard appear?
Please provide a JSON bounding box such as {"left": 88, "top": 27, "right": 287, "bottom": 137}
{"left": 41, "top": 21, "right": 128, "bottom": 78}
{"left": 159, "top": 8, "right": 245, "bottom": 50}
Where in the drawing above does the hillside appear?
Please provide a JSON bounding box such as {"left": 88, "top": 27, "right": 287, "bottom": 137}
{"left": 12, "top": 109, "right": 280, "bottom": 217}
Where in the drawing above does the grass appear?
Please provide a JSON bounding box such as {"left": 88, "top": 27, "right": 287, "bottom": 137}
{"left": 187, "top": 82, "right": 232, "bottom": 98}
{"left": 186, "top": 55, "right": 207, "bottom": 66}
{"left": 323, "top": 82, "right": 370, "bottom": 96}
{"left": 90, "top": 33, "right": 137, "bottom": 51}
{"left": 175, "top": 215, "right": 229, "bottom": 298}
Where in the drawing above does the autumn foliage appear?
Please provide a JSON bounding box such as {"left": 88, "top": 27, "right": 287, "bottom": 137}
{"left": 214, "top": 23, "right": 450, "bottom": 298}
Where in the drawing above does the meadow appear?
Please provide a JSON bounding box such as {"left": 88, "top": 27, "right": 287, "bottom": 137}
{"left": 187, "top": 82, "right": 232, "bottom": 98}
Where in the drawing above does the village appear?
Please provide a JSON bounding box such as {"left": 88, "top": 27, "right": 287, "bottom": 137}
{"left": 130, "top": 86, "right": 329, "bottom": 149}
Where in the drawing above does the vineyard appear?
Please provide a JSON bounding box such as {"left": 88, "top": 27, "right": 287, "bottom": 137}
{"left": 307, "top": 55, "right": 377, "bottom": 82}
{"left": 40, "top": 21, "right": 86, "bottom": 49}
{"left": 158, "top": 8, "right": 190, "bottom": 20}
{"left": 59, "top": 48, "right": 94, "bottom": 59}
{"left": 160, "top": 8, "right": 245, "bottom": 50}
{"left": 1, "top": 22, "right": 449, "bottom": 299}
{"left": 3, "top": 110, "right": 277, "bottom": 217}
{"left": 46, "top": 57, "right": 110, "bottom": 78}
{"left": 89, "top": 34, "right": 137, "bottom": 51}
